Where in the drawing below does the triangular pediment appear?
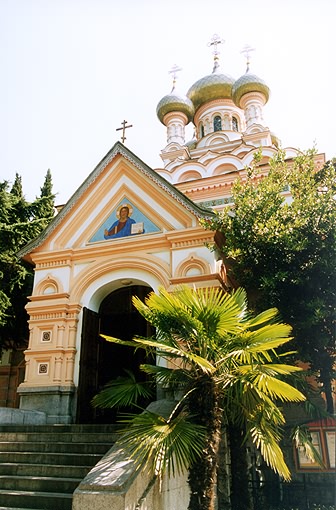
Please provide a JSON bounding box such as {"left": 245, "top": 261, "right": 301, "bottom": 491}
{"left": 19, "top": 143, "right": 213, "bottom": 261}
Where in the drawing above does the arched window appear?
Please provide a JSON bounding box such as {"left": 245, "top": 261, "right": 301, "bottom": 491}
{"left": 232, "top": 116, "right": 238, "bottom": 131}
{"left": 199, "top": 123, "right": 205, "bottom": 138}
{"left": 213, "top": 115, "right": 222, "bottom": 132}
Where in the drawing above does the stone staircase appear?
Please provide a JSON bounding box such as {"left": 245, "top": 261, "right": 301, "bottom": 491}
{"left": 0, "top": 424, "right": 119, "bottom": 510}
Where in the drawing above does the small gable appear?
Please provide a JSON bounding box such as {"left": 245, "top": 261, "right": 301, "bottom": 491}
{"left": 19, "top": 143, "right": 213, "bottom": 261}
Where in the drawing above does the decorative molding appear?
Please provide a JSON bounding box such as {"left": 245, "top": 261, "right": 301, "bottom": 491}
{"left": 18, "top": 143, "right": 214, "bottom": 259}
{"left": 30, "top": 313, "right": 65, "bottom": 320}
{"left": 198, "top": 196, "right": 233, "bottom": 208}
{"left": 38, "top": 363, "right": 49, "bottom": 375}
{"left": 175, "top": 255, "right": 209, "bottom": 278}
{"left": 35, "top": 275, "right": 64, "bottom": 296}
{"left": 36, "top": 260, "right": 70, "bottom": 268}
{"left": 41, "top": 331, "right": 52, "bottom": 342}
{"left": 171, "top": 236, "right": 213, "bottom": 249}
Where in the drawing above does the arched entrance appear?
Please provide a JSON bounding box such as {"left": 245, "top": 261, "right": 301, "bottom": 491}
{"left": 76, "top": 284, "right": 154, "bottom": 423}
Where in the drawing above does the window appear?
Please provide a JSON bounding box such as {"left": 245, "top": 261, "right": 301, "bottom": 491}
{"left": 232, "top": 116, "right": 238, "bottom": 131}
{"left": 295, "top": 419, "right": 336, "bottom": 472}
{"left": 213, "top": 115, "right": 222, "bottom": 132}
{"left": 199, "top": 123, "right": 205, "bottom": 138}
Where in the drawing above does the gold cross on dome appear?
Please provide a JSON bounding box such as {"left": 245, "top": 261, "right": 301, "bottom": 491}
{"left": 168, "top": 64, "right": 182, "bottom": 91}
{"left": 116, "top": 120, "right": 133, "bottom": 143}
{"left": 207, "top": 34, "right": 225, "bottom": 56}
{"left": 240, "top": 44, "right": 255, "bottom": 72}
{"left": 208, "top": 34, "right": 225, "bottom": 72}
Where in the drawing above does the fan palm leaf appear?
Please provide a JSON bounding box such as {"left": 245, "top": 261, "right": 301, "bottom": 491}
{"left": 91, "top": 369, "right": 154, "bottom": 409}
{"left": 117, "top": 409, "right": 206, "bottom": 478}
{"left": 93, "top": 285, "right": 307, "bottom": 509}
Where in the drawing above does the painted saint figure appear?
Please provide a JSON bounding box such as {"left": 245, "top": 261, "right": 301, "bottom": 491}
{"left": 104, "top": 205, "right": 136, "bottom": 239}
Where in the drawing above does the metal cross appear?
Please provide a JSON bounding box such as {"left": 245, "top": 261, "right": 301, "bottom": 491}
{"left": 207, "top": 34, "right": 225, "bottom": 56}
{"left": 240, "top": 44, "right": 255, "bottom": 72}
{"left": 168, "top": 64, "right": 182, "bottom": 91}
{"left": 116, "top": 120, "right": 133, "bottom": 143}
{"left": 208, "top": 34, "right": 225, "bottom": 72}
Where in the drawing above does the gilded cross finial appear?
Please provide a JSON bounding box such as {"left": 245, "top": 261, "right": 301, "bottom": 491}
{"left": 208, "top": 34, "right": 225, "bottom": 72}
{"left": 116, "top": 120, "right": 133, "bottom": 144}
{"left": 240, "top": 44, "right": 255, "bottom": 73}
{"left": 168, "top": 64, "right": 182, "bottom": 92}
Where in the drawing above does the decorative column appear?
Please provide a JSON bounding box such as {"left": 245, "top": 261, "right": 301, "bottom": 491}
{"left": 164, "top": 111, "right": 189, "bottom": 145}
{"left": 240, "top": 92, "right": 267, "bottom": 128}
{"left": 17, "top": 293, "right": 81, "bottom": 424}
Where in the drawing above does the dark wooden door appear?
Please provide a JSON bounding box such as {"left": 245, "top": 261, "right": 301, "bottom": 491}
{"left": 76, "top": 307, "right": 100, "bottom": 423}
{"left": 76, "top": 286, "right": 154, "bottom": 424}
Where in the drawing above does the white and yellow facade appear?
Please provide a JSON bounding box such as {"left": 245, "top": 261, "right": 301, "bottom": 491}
{"left": 18, "top": 48, "right": 325, "bottom": 423}
{"left": 18, "top": 146, "right": 223, "bottom": 422}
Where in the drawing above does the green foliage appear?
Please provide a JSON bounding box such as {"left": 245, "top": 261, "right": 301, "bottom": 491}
{"left": 204, "top": 149, "right": 336, "bottom": 412}
{"left": 117, "top": 408, "right": 207, "bottom": 478}
{"left": 0, "top": 171, "right": 55, "bottom": 350}
{"left": 91, "top": 369, "right": 154, "bottom": 409}
{"left": 94, "top": 285, "right": 307, "bottom": 510}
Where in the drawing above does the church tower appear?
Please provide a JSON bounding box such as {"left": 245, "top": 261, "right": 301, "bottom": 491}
{"left": 152, "top": 36, "right": 299, "bottom": 214}
{"left": 14, "top": 36, "right": 325, "bottom": 426}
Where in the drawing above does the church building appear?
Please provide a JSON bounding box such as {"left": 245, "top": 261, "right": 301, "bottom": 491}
{"left": 2, "top": 35, "right": 332, "bottom": 510}
{"left": 17, "top": 38, "right": 326, "bottom": 427}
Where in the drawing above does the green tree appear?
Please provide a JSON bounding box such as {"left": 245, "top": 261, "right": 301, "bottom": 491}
{"left": 31, "top": 169, "right": 55, "bottom": 221}
{"left": 0, "top": 171, "right": 55, "bottom": 350}
{"left": 205, "top": 149, "right": 336, "bottom": 413}
{"left": 93, "top": 285, "right": 306, "bottom": 510}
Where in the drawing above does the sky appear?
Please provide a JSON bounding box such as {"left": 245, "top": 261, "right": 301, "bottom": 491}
{"left": 0, "top": 0, "right": 334, "bottom": 205}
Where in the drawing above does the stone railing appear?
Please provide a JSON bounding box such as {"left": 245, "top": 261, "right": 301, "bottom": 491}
{"left": 73, "top": 400, "right": 190, "bottom": 510}
{"left": 73, "top": 441, "right": 189, "bottom": 510}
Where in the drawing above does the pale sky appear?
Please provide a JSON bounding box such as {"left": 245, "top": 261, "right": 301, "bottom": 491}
{"left": 0, "top": 0, "right": 334, "bottom": 204}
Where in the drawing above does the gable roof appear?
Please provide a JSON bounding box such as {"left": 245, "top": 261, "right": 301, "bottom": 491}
{"left": 18, "top": 142, "right": 214, "bottom": 259}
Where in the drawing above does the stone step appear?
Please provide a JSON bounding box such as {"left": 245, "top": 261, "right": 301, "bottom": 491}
{"left": 0, "top": 424, "right": 119, "bottom": 433}
{"left": 0, "top": 441, "right": 111, "bottom": 454}
{"left": 0, "top": 489, "right": 72, "bottom": 510}
{"left": 0, "top": 507, "right": 39, "bottom": 510}
{"left": 0, "top": 431, "right": 119, "bottom": 443}
{"left": 0, "top": 475, "right": 80, "bottom": 493}
{"left": 0, "top": 462, "right": 90, "bottom": 479}
{"left": 0, "top": 451, "right": 102, "bottom": 466}
{"left": 0, "top": 424, "right": 119, "bottom": 510}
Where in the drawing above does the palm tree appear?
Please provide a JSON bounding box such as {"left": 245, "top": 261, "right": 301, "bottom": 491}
{"left": 92, "top": 285, "right": 306, "bottom": 510}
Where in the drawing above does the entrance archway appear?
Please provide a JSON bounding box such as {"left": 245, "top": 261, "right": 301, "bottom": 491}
{"left": 76, "top": 284, "right": 154, "bottom": 423}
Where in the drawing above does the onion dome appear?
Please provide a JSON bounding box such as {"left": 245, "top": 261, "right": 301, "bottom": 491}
{"left": 270, "top": 132, "right": 280, "bottom": 148}
{"left": 232, "top": 72, "right": 270, "bottom": 108}
{"left": 187, "top": 72, "right": 235, "bottom": 112}
{"left": 187, "top": 34, "right": 235, "bottom": 112}
{"left": 156, "top": 91, "right": 194, "bottom": 124}
{"left": 185, "top": 133, "right": 197, "bottom": 150}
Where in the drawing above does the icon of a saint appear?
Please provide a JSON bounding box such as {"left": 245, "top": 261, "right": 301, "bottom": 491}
{"left": 104, "top": 204, "right": 136, "bottom": 239}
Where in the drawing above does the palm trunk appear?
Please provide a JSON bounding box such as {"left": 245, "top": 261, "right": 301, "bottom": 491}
{"left": 187, "top": 376, "right": 222, "bottom": 510}
{"left": 228, "top": 425, "right": 253, "bottom": 510}
{"left": 217, "top": 423, "right": 231, "bottom": 510}
{"left": 320, "top": 364, "right": 334, "bottom": 414}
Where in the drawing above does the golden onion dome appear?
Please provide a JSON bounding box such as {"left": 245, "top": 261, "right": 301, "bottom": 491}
{"left": 232, "top": 72, "right": 270, "bottom": 107}
{"left": 187, "top": 72, "right": 235, "bottom": 112}
{"left": 270, "top": 131, "right": 280, "bottom": 148}
{"left": 185, "top": 135, "right": 197, "bottom": 150}
{"left": 156, "top": 91, "right": 194, "bottom": 124}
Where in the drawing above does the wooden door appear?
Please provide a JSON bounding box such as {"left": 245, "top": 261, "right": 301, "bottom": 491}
{"left": 76, "top": 307, "right": 100, "bottom": 423}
